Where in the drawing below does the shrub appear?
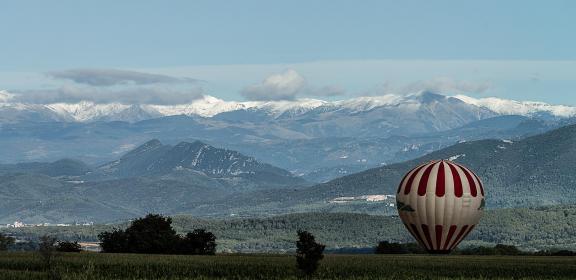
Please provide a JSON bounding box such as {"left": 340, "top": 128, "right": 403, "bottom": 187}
{"left": 458, "top": 244, "right": 522, "bottom": 255}
{"left": 38, "top": 235, "right": 58, "bottom": 271}
{"left": 0, "top": 233, "right": 15, "bottom": 251}
{"left": 551, "top": 250, "right": 576, "bottom": 256}
{"left": 375, "top": 241, "right": 407, "bottom": 254}
{"left": 494, "top": 244, "right": 522, "bottom": 255}
{"left": 98, "top": 228, "right": 128, "bottom": 253}
{"left": 56, "top": 241, "right": 82, "bottom": 252}
{"left": 178, "top": 229, "right": 217, "bottom": 255}
{"left": 375, "top": 242, "right": 426, "bottom": 254}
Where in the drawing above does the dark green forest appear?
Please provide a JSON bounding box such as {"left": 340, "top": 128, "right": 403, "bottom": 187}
{"left": 2, "top": 205, "right": 575, "bottom": 252}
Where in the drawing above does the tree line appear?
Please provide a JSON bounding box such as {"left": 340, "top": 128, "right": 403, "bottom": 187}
{"left": 2, "top": 206, "right": 575, "bottom": 252}
{"left": 375, "top": 241, "right": 576, "bottom": 256}
{"left": 3, "top": 212, "right": 576, "bottom": 277}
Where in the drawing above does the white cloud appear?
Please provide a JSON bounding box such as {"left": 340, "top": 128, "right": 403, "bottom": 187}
{"left": 0, "top": 90, "right": 15, "bottom": 102}
{"left": 241, "top": 69, "right": 345, "bottom": 101}
{"left": 241, "top": 69, "right": 306, "bottom": 101}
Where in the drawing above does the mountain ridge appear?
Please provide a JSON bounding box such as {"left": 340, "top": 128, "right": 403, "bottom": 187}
{"left": 1, "top": 123, "right": 576, "bottom": 223}
{"left": 95, "top": 139, "right": 304, "bottom": 187}
{"left": 2, "top": 90, "right": 575, "bottom": 123}
{"left": 0, "top": 139, "right": 308, "bottom": 223}
{"left": 184, "top": 123, "right": 576, "bottom": 216}
{"left": 1, "top": 90, "right": 574, "bottom": 182}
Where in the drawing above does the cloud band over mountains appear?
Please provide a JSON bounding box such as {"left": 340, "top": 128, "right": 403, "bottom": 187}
{"left": 16, "top": 86, "right": 204, "bottom": 105}
{"left": 4, "top": 67, "right": 493, "bottom": 105}
{"left": 361, "top": 78, "right": 492, "bottom": 97}
{"left": 8, "top": 69, "right": 204, "bottom": 105}
{"left": 241, "top": 69, "right": 346, "bottom": 101}
{"left": 47, "top": 68, "right": 199, "bottom": 86}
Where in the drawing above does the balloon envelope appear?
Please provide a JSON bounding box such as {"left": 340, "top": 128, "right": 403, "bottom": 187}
{"left": 396, "top": 160, "right": 485, "bottom": 253}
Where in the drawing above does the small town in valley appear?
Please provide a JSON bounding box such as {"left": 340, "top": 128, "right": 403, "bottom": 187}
{"left": 0, "top": 221, "right": 94, "bottom": 228}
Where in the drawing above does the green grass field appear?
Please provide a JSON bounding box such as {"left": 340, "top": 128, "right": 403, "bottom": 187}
{"left": 1, "top": 252, "right": 575, "bottom": 280}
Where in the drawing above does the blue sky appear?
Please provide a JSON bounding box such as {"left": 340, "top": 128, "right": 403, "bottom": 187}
{"left": 1, "top": 0, "right": 575, "bottom": 104}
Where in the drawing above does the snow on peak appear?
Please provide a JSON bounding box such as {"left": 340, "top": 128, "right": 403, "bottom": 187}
{"left": 150, "top": 95, "right": 248, "bottom": 117}
{"left": 151, "top": 95, "right": 328, "bottom": 118}
{"left": 333, "top": 91, "right": 448, "bottom": 113}
{"left": 2, "top": 88, "right": 576, "bottom": 122}
{"left": 46, "top": 102, "right": 131, "bottom": 122}
{"left": 335, "top": 94, "right": 403, "bottom": 112}
{"left": 245, "top": 98, "right": 327, "bottom": 117}
{"left": 453, "top": 95, "right": 576, "bottom": 118}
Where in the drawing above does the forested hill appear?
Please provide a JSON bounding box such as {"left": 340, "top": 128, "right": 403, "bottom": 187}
{"left": 96, "top": 139, "right": 304, "bottom": 185}
{"left": 3, "top": 206, "right": 576, "bottom": 252}
{"left": 256, "top": 123, "right": 576, "bottom": 209}
{"left": 0, "top": 139, "right": 309, "bottom": 224}
{"left": 180, "top": 123, "right": 576, "bottom": 217}
{"left": 357, "top": 123, "right": 576, "bottom": 207}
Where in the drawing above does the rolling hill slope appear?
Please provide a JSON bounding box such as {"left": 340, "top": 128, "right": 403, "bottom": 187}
{"left": 186, "top": 123, "right": 576, "bottom": 216}
{"left": 0, "top": 141, "right": 306, "bottom": 223}
{"left": 2, "top": 123, "right": 576, "bottom": 223}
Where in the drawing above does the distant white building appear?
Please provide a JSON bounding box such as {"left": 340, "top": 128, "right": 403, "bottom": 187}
{"left": 329, "top": 194, "right": 396, "bottom": 203}
{"left": 13, "top": 221, "right": 25, "bottom": 228}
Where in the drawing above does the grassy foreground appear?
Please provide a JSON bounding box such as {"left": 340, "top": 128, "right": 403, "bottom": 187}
{"left": 0, "top": 252, "right": 575, "bottom": 280}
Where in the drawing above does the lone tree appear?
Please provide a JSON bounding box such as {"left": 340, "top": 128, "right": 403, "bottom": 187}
{"left": 38, "top": 235, "right": 58, "bottom": 270}
{"left": 98, "top": 213, "right": 217, "bottom": 255}
{"left": 296, "top": 230, "right": 325, "bottom": 276}
{"left": 0, "top": 233, "right": 15, "bottom": 251}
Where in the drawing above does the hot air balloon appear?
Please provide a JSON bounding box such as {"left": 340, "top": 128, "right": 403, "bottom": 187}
{"left": 396, "top": 160, "right": 485, "bottom": 253}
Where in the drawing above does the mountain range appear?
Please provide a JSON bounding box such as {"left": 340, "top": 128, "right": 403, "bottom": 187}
{"left": 1, "top": 91, "right": 573, "bottom": 181}
{"left": 2, "top": 90, "right": 575, "bottom": 123}
{"left": 2, "top": 89, "right": 576, "bottom": 224}
{"left": 0, "top": 140, "right": 307, "bottom": 223}
{"left": 198, "top": 123, "right": 576, "bottom": 216}
{"left": 2, "top": 122, "right": 576, "bottom": 223}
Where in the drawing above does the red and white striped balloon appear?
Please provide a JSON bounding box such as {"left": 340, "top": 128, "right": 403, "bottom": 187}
{"left": 396, "top": 160, "right": 485, "bottom": 253}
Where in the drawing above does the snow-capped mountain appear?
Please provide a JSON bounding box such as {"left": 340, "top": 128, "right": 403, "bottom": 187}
{"left": 46, "top": 102, "right": 154, "bottom": 122}
{"left": 1, "top": 89, "right": 573, "bottom": 183}
{"left": 453, "top": 95, "right": 576, "bottom": 118}
{"left": 148, "top": 96, "right": 249, "bottom": 118}
{"left": 1, "top": 89, "right": 575, "bottom": 123}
